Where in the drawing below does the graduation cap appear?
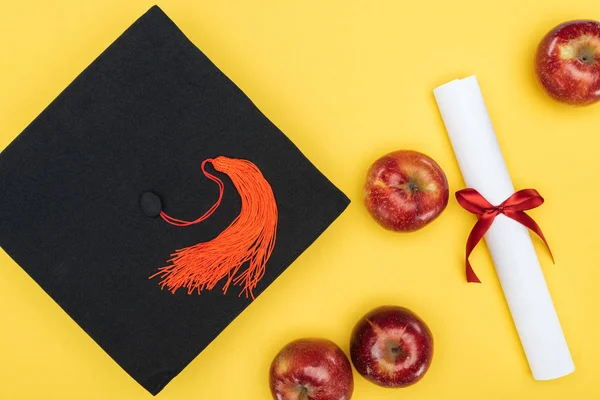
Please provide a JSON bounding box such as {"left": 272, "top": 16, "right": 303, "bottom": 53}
{"left": 0, "top": 6, "right": 349, "bottom": 395}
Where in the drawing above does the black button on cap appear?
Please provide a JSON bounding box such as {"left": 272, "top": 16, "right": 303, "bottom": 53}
{"left": 139, "top": 191, "right": 162, "bottom": 217}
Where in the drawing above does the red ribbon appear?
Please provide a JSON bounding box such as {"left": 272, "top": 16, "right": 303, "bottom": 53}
{"left": 455, "top": 188, "right": 554, "bottom": 283}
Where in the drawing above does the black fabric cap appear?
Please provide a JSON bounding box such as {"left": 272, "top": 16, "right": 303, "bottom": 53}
{"left": 0, "top": 6, "right": 349, "bottom": 396}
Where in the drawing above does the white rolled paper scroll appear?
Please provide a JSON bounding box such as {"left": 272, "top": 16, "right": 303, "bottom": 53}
{"left": 433, "top": 76, "right": 574, "bottom": 380}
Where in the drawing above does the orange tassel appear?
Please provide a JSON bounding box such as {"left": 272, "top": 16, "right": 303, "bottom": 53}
{"left": 149, "top": 156, "right": 278, "bottom": 299}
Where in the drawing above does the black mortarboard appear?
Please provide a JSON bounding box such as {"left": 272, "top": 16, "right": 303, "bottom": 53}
{"left": 0, "top": 6, "right": 349, "bottom": 396}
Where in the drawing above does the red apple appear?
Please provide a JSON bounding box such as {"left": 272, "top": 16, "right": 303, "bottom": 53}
{"left": 269, "top": 338, "right": 354, "bottom": 400}
{"left": 350, "top": 306, "right": 433, "bottom": 388}
{"left": 363, "top": 150, "right": 448, "bottom": 232}
{"left": 535, "top": 20, "right": 600, "bottom": 105}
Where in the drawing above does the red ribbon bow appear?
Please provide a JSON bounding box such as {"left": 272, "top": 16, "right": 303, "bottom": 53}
{"left": 455, "top": 188, "right": 554, "bottom": 283}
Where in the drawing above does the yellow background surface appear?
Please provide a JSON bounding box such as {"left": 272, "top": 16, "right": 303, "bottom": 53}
{"left": 1, "top": 0, "right": 599, "bottom": 399}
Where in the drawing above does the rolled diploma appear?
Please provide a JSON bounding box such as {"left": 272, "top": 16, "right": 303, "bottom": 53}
{"left": 433, "top": 76, "right": 574, "bottom": 380}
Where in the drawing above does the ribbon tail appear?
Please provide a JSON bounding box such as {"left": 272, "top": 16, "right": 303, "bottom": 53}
{"left": 464, "top": 213, "right": 496, "bottom": 283}
{"left": 505, "top": 210, "right": 554, "bottom": 263}
{"left": 465, "top": 259, "right": 481, "bottom": 284}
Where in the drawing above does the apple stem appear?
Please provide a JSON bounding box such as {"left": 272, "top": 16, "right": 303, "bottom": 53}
{"left": 578, "top": 45, "right": 597, "bottom": 65}
{"left": 391, "top": 344, "right": 408, "bottom": 360}
{"left": 299, "top": 387, "right": 309, "bottom": 400}
{"left": 408, "top": 180, "right": 419, "bottom": 193}
{"left": 385, "top": 334, "right": 410, "bottom": 361}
